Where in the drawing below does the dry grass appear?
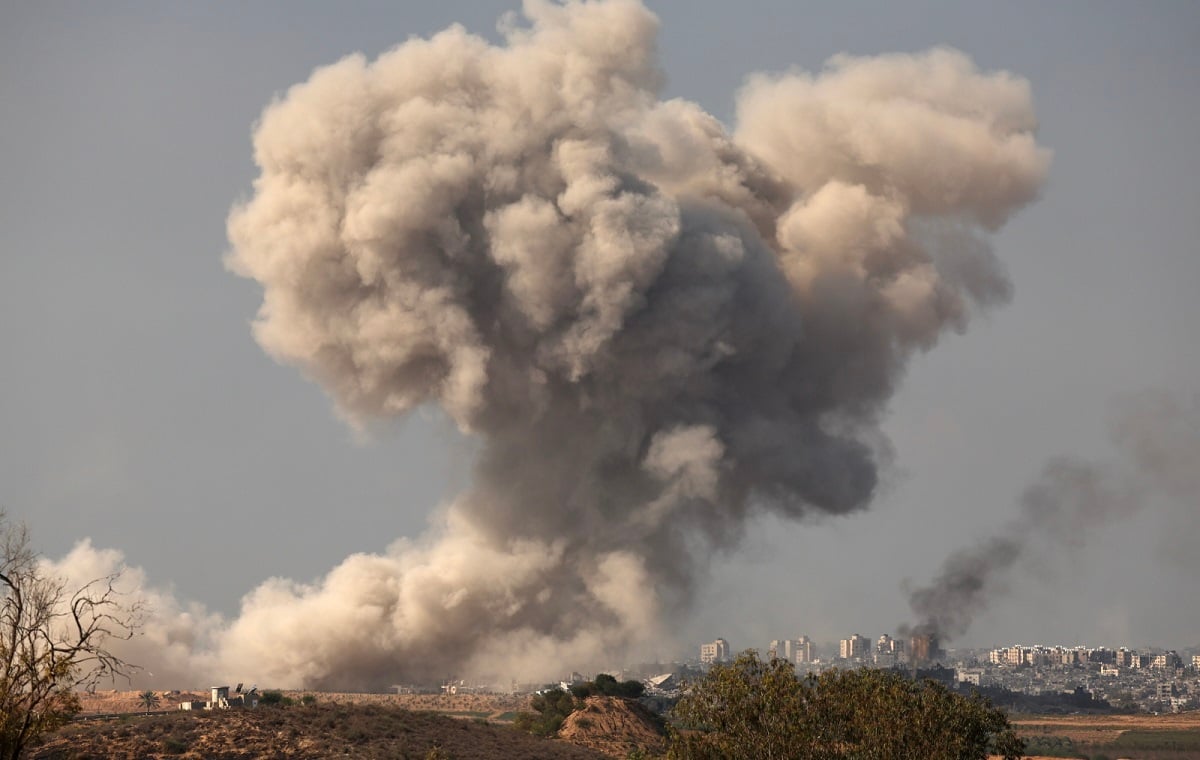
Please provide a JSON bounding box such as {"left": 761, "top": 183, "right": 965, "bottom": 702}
{"left": 76, "top": 689, "right": 530, "bottom": 717}
{"left": 76, "top": 690, "right": 208, "bottom": 715}
{"left": 1014, "top": 712, "right": 1200, "bottom": 745}
{"left": 1010, "top": 712, "right": 1200, "bottom": 760}
{"left": 33, "top": 703, "right": 607, "bottom": 760}
{"left": 1012, "top": 712, "right": 1200, "bottom": 730}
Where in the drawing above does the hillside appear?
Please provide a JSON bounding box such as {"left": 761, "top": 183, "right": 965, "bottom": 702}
{"left": 32, "top": 703, "right": 608, "bottom": 760}
{"left": 557, "top": 697, "right": 667, "bottom": 758}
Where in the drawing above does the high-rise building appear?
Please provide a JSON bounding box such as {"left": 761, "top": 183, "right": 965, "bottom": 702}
{"left": 839, "top": 634, "right": 870, "bottom": 660}
{"left": 876, "top": 634, "right": 902, "bottom": 655}
{"left": 795, "top": 635, "right": 814, "bottom": 664}
{"left": 700, "top": 638, "right": 731, "bottom": 664}
{"left": 909, "top": 633, "right": 939, "bottom": 664}
{"left": 873, "top": 635, "right": 903, "bottom": 666}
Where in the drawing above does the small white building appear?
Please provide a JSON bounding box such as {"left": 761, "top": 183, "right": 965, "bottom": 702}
{"left": 955, "top": 668, "right": 985, "bottom": 686}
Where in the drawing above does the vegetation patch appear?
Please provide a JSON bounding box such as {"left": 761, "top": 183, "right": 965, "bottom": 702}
{"left": 668, "top": 651, "right": 1024, "bottom": 760}
{"left": 1109, "top": 728, "right": 1200, "bottom": 751}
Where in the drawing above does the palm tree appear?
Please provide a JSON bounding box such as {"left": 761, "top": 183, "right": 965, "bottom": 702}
{"left": 138, "top": 690, "right": 160, "bottom": 714}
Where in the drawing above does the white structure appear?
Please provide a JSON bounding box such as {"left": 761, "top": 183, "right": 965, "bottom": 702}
{"left": 700, "top": 638, "right": 731, "bottom": 664}
{"left": 207, "top": 686, "right": 231, "bottom": 710}
{"left": 956, "top": 668, "right": 985, "bottom": 686}
{"left": 198, "top": 685, "right": 257, "bottom": 710}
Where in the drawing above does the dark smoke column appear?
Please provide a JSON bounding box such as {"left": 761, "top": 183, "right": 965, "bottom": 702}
{"left": 223, "top": 0, "right": 1049, "bottom": 688}
{"left": 902, "top": 390, "right": 1199, "bottom": 648}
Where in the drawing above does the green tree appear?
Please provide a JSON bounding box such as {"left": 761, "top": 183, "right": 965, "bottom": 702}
{"left": 570, "top": 673, "right": 646, "bottom": 700}
{"left": 0, "top": 513, "right": 139, "bottom": 760}
{"left": 513, "top": 688, "right": 578, "bottom": 737}
{"left": 668, "top": 650, "right": 1024, "bottom": 760}
{"left": 138, "top": 690, "right": 160, "bottom": 713}
{"left": 669, "top": 651, "right": 823, "bottom": 760}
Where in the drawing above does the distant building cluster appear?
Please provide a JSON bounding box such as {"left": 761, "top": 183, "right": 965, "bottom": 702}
{"left": 767, "top": 636, "right": 814, "bottom": 664}
{"left": 704, "top": 635, "right": 820, "bottom": 666}
{"left": 987, "top": 645, "right": 1184, "bottom": 671}
{"left": 330, "top": 634, "right": 1200, "bottom": 717}
{"left": 693, "top": 635, "right": 1200, "bottom": 714}
{"left": 698, "top": 632, "right": 941, "bottom": 669}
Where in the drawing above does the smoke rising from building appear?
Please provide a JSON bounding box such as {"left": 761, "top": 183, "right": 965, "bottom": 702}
{"left": 904, "top": 390, "right": 1200, "bottom": 645}
{"left": 52, "top": 0, "right": 1048, "bottom": 689}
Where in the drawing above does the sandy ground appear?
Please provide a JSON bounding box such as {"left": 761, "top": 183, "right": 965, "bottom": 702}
{"left": 77, "top": 689, "right": 531, "bottom": 717}
{"left": 1012, "top": 712, "right": 1200, "bottom": 729}
{"left": 77, "top": 690, "right": 208, "bottom": 714}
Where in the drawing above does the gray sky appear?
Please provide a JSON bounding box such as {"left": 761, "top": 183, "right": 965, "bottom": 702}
{"left": 2, "top": 0, "right": 1198, "bottom": 664}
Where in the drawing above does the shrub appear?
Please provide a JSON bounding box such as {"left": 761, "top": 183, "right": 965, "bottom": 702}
{"left": 668, "top": 650, "right": 1024, "bottom": 760}
{"left": 161, "top": 736, "right": 189, "bottom": 754}
{"left": 259, "top": 690, "right": 284, "bottom": 706}
{"left": 513, "top": 688, "right": 578, "bottom": 737}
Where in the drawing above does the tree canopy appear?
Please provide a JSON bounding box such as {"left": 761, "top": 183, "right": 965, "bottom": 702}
{"left": 668, "top": 651, "right": 1024, "bottom": 760}
{"left": 514, "top": 688, "right": 578, "bottom": 737}
{"left": 570, "top": 673, "right": 645, "bottom": 700}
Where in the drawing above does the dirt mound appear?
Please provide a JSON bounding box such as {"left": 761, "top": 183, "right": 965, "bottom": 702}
{"left": 557, "top": 696, "right": 667, "bottom": 758}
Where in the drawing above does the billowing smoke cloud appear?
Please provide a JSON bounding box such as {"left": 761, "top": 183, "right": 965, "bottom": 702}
{"left": 904, "top": 390, "right": 1200, "bottom": 644}
{"left": 59, "top": 0, "right": 1049, "bottom": 689}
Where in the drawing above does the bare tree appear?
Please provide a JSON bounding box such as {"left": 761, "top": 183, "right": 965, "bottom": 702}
{"left": 0, "top": 513, "right": 140, "bottom": 759}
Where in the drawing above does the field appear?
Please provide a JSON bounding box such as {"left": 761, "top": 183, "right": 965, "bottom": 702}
{"left": 1012, "top": 713, "right": 1200, "bottom": 759}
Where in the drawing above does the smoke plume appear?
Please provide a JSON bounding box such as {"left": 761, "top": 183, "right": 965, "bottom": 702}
{"left": 904, "top": 390, "right": 1200, "bottom": 644}
{"left": 61, "top": 0, "right": 1050, "bottom": 689}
